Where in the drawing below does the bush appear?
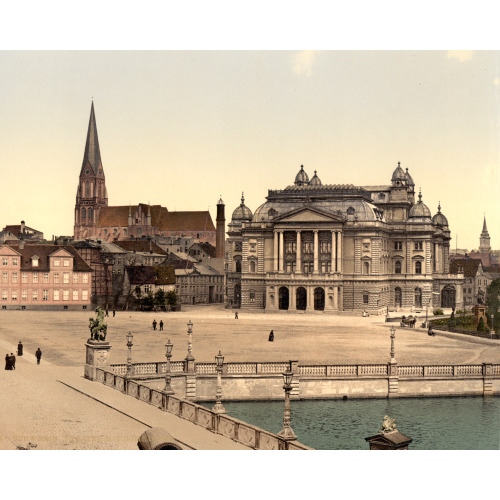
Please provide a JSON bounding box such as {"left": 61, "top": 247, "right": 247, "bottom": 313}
{"left": 433, "top": 308, "right": 444, "bottom": 315}
{"left": 477, "top": 317, "right": 489, "bottom": 333}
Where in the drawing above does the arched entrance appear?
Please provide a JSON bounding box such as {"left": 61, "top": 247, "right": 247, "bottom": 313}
{"left": 296, "top": 287, "right": 307, "bottom": 310}
{"left": 414, "top": 288, "right": 422, "bottom": 308}
{"left": 395, "top": 287, "right": 402, "bottom": 308}
{"left": 441, "top": 286, "right": 456, "bottom": 308}
{"left": 314, "top": 287, "right": 325, "bottom": 311}
{"left": 234, "top": 284, "right": 241, "bottom": 308}
{"left": 279, "top": 287, "right": 289, "bottom": 310}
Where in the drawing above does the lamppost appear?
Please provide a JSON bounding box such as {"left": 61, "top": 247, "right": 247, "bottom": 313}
{"left": 390, "top": 326, "right": 396, "bottom": 363}
{"left": 212, "top": 350, "right": 226, "bottom": 414}
{"left": 277, "top": 364, "right": 297, "bottom": 442}
{"left": 490, "top": 313, "right": 495, "bottom": 340}
{"left": 164, "top": 339, "right": 174, "bottom": 395}
{"left": 126, "top": 331, "right": 134, "bottom": 377}
{"left": 186, "top": 320, "right": 194, "bottom": 360}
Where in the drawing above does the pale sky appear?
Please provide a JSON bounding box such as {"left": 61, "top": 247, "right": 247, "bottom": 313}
{"left": 1, "top": 50, "right": 499, "bottom": 250}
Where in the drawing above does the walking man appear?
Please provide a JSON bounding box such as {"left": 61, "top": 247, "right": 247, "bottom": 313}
{"left": 235, "top": 311, "right": 239, "bottom": 319}
{"left": 10, "top": 353, "right": 16, "bottom": 370}
{"left": 113, "top": 309, "right": 116, "bottom": 318}
{"left": 17, "top": 341, "right": 23, "bottom": 356}
{"left": 268, "top": 330, "right": 274, "bottom": 342}
{"left": 152, "top": 319, "right": 157, "bottom": 331}
{"left": 159, "top": 320, "right": 164, "bottom": 331}
{"left": 5, "top": 353, "right": 11, "bottom": 370}
{"left": 35, "top": 348, "right": 42, "bottom": 365}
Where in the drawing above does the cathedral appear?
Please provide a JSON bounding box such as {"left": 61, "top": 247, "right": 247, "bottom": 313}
{"left": 74, "top": 103, "right": 216, "bottom": 245}
{"left": 226, "top": 164, "right": 463, "bottom": 313}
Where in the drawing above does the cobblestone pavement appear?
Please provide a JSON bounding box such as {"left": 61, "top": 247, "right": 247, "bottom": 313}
{"left": 1, "top": 306, "right": 499, "bottom": 450}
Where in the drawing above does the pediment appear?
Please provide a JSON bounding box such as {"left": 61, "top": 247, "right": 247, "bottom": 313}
{"left": 274, "top": 206, "right": 345, "bottom": 224}
{"left": 50, "top": 248, "right": 73, "bottom": 258}
{"left": 0, "top": 245, "right": 22, "bottom": 256}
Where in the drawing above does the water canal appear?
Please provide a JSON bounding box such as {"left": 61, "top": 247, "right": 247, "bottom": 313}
{"left": 202, "top": 396, "right": 500, "bottom": 449}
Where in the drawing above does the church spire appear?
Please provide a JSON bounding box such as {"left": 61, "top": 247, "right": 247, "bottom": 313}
{"left": 479, "top": 214, "right": 491, "bottom": 253}
{"left": 482, "top": 215, "right": 488, "bottom": 235}
{"left": 82, "top": 101, "right": 102, "bottom": 175}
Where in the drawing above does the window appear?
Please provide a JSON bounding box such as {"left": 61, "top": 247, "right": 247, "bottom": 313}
{"left": 12, "top": 258, "right": 18, "bottom": 266}
{"left": 304, "top": 242, "right": 314, "bottom": 253}
{"left": 63, "top": 258, "right": 70, "bottom": 267}
{"left": 2, "top": 258, "right": 8, "bottom": 266}
{"left": 415, "top": 261, "right": 422, "bottom": 274}
{"left": 63, "top": 273, "right": 69, "bottom": 284}
{"left": 12, "top": 290, "right": 17, "bottom": 301}
{"left": 22, "top": 272, "right": 28, "bottom": 283}
{"left": 249, "top": 261, "right": 256, "bottom": 273}
{"left": 285, "top": 242, "right": 296, "bottom": 253}
{"left": 363, "top": 262, "right": 370, "bottom": 275}
{"left": 32, "top": 257, "right": 39, "bottom": 267}
{"left": 54, "top": 258, "right": 60, "bottom": 267}
{"left": 12, "top": 272, "right": 18, "bottom": 283}
{"left": 235, "top": 261, "right": 242, "bottom": 273}
{"left": 395, "top": 261, "right": 402, "bottom": 274}
{"left": 363, "top": 294, "right": 369, "bottom": 304}
{"left": 54, "top": 273, "right": 60, "bottom": 284}
{"left": 347, "top": 206, "right": 355, "bottom": 215}
{"left": 22, "top": 290, "right": 27, "bottom": 301}
{"left": 414, "top": 288, "right": 422, "bottom": 308}
{"left": 63, "top": 290, "right": 69, "bottom": 301}
{"left": 321, "top": 242, "right": 331, "bottom": 253}
{"left": 82, "top": 273, "right": 89, "bottom": 284}
{"left": 32, "top": 290, "right": 38, "bottom": 301}
{"left": 86, "top": 181, "right": 90, "bottom": 197}
{"left": 2, "top": 272, "right": 7, "bottom": 283}
{"left": 394, "top": 241, "right": 403, "bottom": 250}
{"left": 414, "top": 241, "right": 423, "bottom": 251}
{"left": 81, "top": 208, "right": 86, "bottom": 220}
{"left": 88, "top": 208, "right": 93, "bottom": 221}
{"left": 249, "top": 292, "right": 255, "bottom": 303}
{"left": 73, "top": 290, "right": 79, "bottom": 301}
{"left": 234, "top": 242, "right": 242, "bottom": 252}
{"left": 43, "top": 290, "right": 48, "bottom": 301}
{"left": 1, "top": 290, "right": 7, "bottom": 301}
{"left": 73, "top": 274, "right": 79, "bottom": 284}
{"left": 54, "top": 290, "right": 60, "bottom": 301}
{"left": 144, "top": 285, "right": 151, "bottom": 294}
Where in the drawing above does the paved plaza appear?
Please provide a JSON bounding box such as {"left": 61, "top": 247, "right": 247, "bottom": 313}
{"left": 1, "top": 305, "right": 499, "bottom": 450}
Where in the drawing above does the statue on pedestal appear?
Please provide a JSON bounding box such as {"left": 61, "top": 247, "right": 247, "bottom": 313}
{"left": 379, "top": 415, "right": 397, "bottom": 433}
{"left": 89, "top": 306, "right": 108, "bottom": 341}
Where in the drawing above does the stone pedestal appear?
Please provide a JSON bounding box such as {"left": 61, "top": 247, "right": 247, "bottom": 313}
{"left": 365, "top": 430, "right": 412, "bottom": 450}
{"left": 473, "top": 305, "right": 487, "bottom": 327}
{"left": 84, "top": 340, "right": 112, "bottom": 380}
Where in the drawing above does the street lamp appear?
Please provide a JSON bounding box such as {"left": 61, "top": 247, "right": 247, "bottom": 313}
{"left": 490, "top": 313, "right": 495, "bottom": 340}
{"left": 186, "top": 320, "right": 194, "bottom": 361}
{"left": 277, "top": 364, "right": 297, "bottom": 442}
{"left": 390, "top": 326, "right": 396, "bottom": 363}
{"left": 212, "top": 350, "right": 226, "bottom": 414}
{"left": 126, "top": 331, "right": 134, "bottom": 377}
{"left": 164, "top": 339, "right": 174, "bottom": 395}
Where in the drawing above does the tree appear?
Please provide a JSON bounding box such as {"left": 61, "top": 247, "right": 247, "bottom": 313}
{"left": 142, "top": 292, "right": 155, "bottom": 310}
{"left": 477, "top": 316, "right": 489, "bottom": 333}
{"left": 155, "top": 289, "right": 167, "bottom": 308}
{"left": 166, "top": 290, "right": 178, "bottom": 309}
{"left": 486, "top": 278, "right": 500, "bottom": 332}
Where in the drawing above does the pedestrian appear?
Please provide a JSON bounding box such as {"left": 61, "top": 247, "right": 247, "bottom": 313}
{"left": 152, "top": 319, "right": 157, "bottom": 331}
{"left": 113, "top": 309, "right": 116, "bottom": 318}
{"left": 268, "top": 330, "right": 274, "bottom": 342}
{"left": 105, "top": 308, "right": 109, "bottom": 317}
{"left": 159, "top": 320, "right": 164, "bottom": 331}
{"left": 235, "top": 311, "right": 239, "bottom": 319}
{"left": 5, "top": 353, "right": 11, "bottom": 370}
{"left": 35, "top": 348, "right": 42, "bottom": 364}
{"left": 17, "top": 341, "right": 23, "bottom": 356}
{"left": 10, "top": 353, "right": 16, "bottom": 370}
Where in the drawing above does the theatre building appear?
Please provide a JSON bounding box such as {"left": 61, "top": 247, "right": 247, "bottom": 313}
{"left": 226, "top": 164, "right": 463, "bottom": 313}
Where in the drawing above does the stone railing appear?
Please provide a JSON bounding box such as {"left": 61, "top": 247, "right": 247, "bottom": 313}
{"left": 94, "top": 367, "right": 312, "bottom": 451}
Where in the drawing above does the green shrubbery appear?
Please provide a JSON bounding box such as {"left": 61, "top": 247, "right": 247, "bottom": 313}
{"left": 433, "top": 308, "right": 444, "bottom": 315}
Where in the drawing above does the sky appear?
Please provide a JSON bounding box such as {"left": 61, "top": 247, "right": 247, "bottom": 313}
{"left": 0, "top": 50, "right": 499, "bottom": 250}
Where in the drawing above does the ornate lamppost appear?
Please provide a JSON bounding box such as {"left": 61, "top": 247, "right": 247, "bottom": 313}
{"left": 212, "top": 350, "right": 226, "bottom": 414}
{"left": 490, "top": 313, "right": 495, "bottom": 340}
{"left": 186, "top": 320, "right": 194, "bottom": 360}
{"left": 126, "top": 331, "right": 134, "bottom": 378}
{"left": 390, "top": 326, "right": 396, "bottom": 363}
{"left": 277, "top": 364, "right": 297, "bottom": 442}
{"left": 164, "top": 339, "right": 174, "bottom": 395}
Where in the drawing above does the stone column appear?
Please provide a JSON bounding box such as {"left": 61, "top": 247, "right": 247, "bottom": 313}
{"left": 85, "top": 340, "right": 112, "bottom": 381}
{"left": 313, "top": 231, "right": 319, "bottom": 274}
{"left": 338, "top": 232, "right": 343, "bottom": 273}
{"left": 290, "top": 286, "right": 296, "bottom": 311}
{"left": 333, "top": 286, "right": 338, "bottom": 309}
{"left": 273, "top": 231, "right": 278, "bottom": 272}
{"left": 279, "top": 231, "right": 284, "bottom": 273}
{"left": 331, "top": 231, "right": 336, "bottom": 273}
{"left": 296, "top": 231, "right": 302, "bottom": 274}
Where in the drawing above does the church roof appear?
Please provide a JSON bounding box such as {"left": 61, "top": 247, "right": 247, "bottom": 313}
{"left": 159, "top": 211, "right": 215, "bottom": 232}
{"left": 114, "top": 240, "right": 168, "bottom": 255}
{"left": 82, "top": 101, "right": 103, "bottom": 176}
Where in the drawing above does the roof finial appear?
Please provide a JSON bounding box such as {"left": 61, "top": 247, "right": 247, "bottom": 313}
{"left": 241, "top": 192, "right": 245, "bottom": 205}
{"left": 438, "top": 201, "right": 441, "bottom": 213}
{"left": 418, "top": 188, "right": 422, "bottom": 203}
{"left": 301, "top": 164, "right": 304, "bottom": 170}
{"left": 314, "top": 170, "right": 317, "bottom": 175}
{"left": 398, "top": 161, "right": 400, "bottom": 167}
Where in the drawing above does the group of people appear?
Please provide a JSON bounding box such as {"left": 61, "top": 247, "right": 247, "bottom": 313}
{"left": 4, "top": 341, "right": 42, "bottom": 370}
{"left": 104, "top": 308, "right": 116, "bottom": 318}
{"left": 152, "top": 319, "right": 164, "bottom": 331}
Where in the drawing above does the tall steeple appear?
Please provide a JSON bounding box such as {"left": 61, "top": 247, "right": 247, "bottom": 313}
{"left": 74, "top": 101, "right": 108, "bottom": 240}
{"left": 479, "top": 215, "right": 491, "bottom": 253}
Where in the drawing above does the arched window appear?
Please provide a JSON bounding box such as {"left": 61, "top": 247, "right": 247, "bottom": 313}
{"left": 415, "top": 288, "right": 422, "bottom": 308}
{"left": 81, "top": 208, "right": 86, "bottom": 220}
{"left": 98, "top": 184, "right": 101, "bottom": 198}
{"left": 249, "top": 261, "right": 256, "bottom": 273}
{"left": 88, "top": 208, "right": 93, "bottom": 222}
{"left": 395, "top": 287, "right": 402, "bottom": 308}
{"left": 363, "top": 262, "right": 370, "bottom": 275}
{"left": 123, "top": 229, "right": 128, "bottom": 236}
{"left": 236, "top": 260, "right": 242, "bottom": 273}
{"left": 395, "top": 261, "right": 402, "bottom": 274}
{"left": 415, "top": 261, "right": 422, "bottom": 274}
{"left": 85, "top": 181, "right": 90, "bottom": 197}
{"left": 347, "top": 206, "right": 355, "bottom": 215}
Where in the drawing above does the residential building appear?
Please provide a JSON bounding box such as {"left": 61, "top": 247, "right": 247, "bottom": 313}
{"left": 449, "top": 258, "right": 491, "bottom": 307}
{"left": 3, "top": 221, "right": 43, "bottom": 242}
{"left": 175, "top": 264, "right": 224, "bottom": 305}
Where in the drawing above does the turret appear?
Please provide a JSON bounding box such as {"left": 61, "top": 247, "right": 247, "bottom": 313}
{"left": 216, "top": 196, "right": 225, "bottom": 259}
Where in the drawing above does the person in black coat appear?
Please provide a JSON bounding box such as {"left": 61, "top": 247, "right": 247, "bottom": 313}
{"left": 10, "top": 353, "right": 16, "bottom": 370}
{"left": 17, "top": 341, "right": 23, "bottom": 356}
{"left": 5, "top": 353, "right": 11, "bottom": 370}
{"left": 159, "top": 320, "right": 164, "bottom": 331}
{"left": 35, "top": 348, "right": 42, "bottom": 364}
{"left": 152, "top": 319, "right": 157, "bottom": 331}
{"left": 268, "top": 330, "right": 274, "bottom": 342}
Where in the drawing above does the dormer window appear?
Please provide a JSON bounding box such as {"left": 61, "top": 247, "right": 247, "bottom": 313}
{"left": 31, "top": 256, "right": 39, "bottom": 267}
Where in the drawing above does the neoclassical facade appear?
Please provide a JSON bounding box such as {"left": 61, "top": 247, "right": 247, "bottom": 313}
{"left": 226, "top": 164, "right": 463, "bottom": 313}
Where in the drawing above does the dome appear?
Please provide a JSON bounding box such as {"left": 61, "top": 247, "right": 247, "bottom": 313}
{"left": 391, "top": 162, "right": 406, "bottom": 183}
{"left": 404, "top": 167, "right": 415, "bottom": 187}
{"left": 309, "top": 170, "right": 322, "bottom": 186}
{"left": 231, "top": 193, "right": 253, "bottom": 221}
{"left": 294, "top": 165, "right": 309, "bottom": 186}
{"left": 408, "top": 190, "right": 432, "bottom": 222}
{"left": 432, "top": 202, "right": 449, "bottom": 226}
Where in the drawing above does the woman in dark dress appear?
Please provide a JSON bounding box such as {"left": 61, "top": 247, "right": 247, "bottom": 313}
{"left": 17, "top": 341, "right": 23, "bottom": 356}
{"left": 5, "top": 353, "right": 11, "bottom": 370}
{"left": 268, "top": 330, "right": 274, "bottom": 342}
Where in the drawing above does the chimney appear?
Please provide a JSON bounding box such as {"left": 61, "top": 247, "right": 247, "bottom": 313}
{"left": 21, "top": 220, "right": 25, "bottom": 233}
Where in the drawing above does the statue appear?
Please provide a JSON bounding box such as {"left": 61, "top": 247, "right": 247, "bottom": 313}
{"left": 89, "top": 306, "right": 108, "bottom": 341}
{"left": 379, "top": 415, "right": 397, "bottom": 433}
